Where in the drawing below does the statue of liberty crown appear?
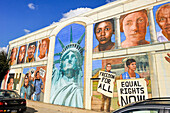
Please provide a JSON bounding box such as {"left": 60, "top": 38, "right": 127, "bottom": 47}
{"left": 53, "top": 26, "right": 85, "bottom": 64}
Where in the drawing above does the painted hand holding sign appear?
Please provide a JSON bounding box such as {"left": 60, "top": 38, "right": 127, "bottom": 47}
{"left": 117, "top": 78, "right": 148, "bottom": 107}
{"left": 97, "top": 71, "right": 116, "bottom": 97}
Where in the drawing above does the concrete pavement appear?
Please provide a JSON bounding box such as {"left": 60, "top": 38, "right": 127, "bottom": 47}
{"left": 25, "top": 100, "right": 106, "bottom": 113}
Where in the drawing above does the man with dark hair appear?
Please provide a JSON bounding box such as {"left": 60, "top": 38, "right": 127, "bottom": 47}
{"left": 100, "top": 63, "right": 112, "bottom": 112}
{"left": 33, "top": 71, "right": 43, "bottom": 101}
{"left": 93, "top": 19, "right": 115, "bottom": 52}
{"left": 120, "top": 59, "right": 140, "bottom": 79}
{"left": 156, "top": 3, "right": 170, "bottom": 42}
{"left": 26, "top": 42, "right": 36, "bottom": 63}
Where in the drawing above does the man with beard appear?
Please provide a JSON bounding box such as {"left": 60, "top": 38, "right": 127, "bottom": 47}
{"left": 93, "top": 19, "right": 115, "bottom": 52}
{"left": 120, "top": 10, "right": 150, "bottom": 48}
{"left": 26, "top": 42, "right": 36, "bottom": 63}
{"left": 156, "top": 3, "right": 170, "bottom": 42}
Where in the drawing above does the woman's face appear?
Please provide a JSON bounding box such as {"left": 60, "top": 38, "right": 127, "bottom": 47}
{"left": 40, "top": 40, "right": 47, "bottom": 56}
{"left": 128, "top": 62, "right": 136, "bottom": 71}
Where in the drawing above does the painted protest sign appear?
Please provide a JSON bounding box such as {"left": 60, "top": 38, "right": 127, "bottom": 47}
{"left": 97, "top": 71, "right": 116, "bottom": 97}
{"left": 117, "top": 78, "right": 148, "bottom": 107}
{"left": 39, "top": 68, "right": 45, "bottom": 78}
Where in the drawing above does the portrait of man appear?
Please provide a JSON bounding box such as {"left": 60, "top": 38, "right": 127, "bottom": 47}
{"left": 26, "top": 42, "right": 36, "bottom": 63}
{"left": 120, "top": 59, "right": 140, "bottom": 79}
{"left": 120, "top": 9, "right": 150, "bottom": 48}
{"left": 51, "top": 26, "right": 84, "bottom": 108}
{"left": 37, "top": 38, "right": 50, "bottom": 61}
{"left": 100, "top": 63, "right": 112, "bottom": 112}
{"left": 9, "top": 47, "right": 18, "bottom": 65}
{"left": 17, "top": 45, "right": 26, "bottom": 64}
{"left": 33, "top": 71, "right": 44, "bottom": 101}
{"left": 93, "top": 19, "right": 115, "bottom": 52}
{"left": 156, "top": 3, "right": 170, "bottom": 42}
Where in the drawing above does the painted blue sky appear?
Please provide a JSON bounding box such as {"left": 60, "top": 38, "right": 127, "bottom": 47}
{"left": 0, "top": 0, "right": 116, "bottom": 51}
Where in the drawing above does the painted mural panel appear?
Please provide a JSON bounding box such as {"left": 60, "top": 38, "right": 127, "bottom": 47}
{"left": 51, "top": 24, "right": 85, "bottom": 108}
{"left": 26, "top": 41, "right": 37, "bottom": 63}
{"left": 1, "top": 69, "right": 22, "bottom": 93}
{"left": 120, "top": 9, "right": 151, "bottom": 48}
{"left": 21, "top": 66, "right": 47, "bottom": 101}
{"left": 153, "top": 2, "right": 170, "bottom": 42}
{"left": 17, "top": 45, "right": 26, "bottom": 64}
{"left": 155, "top": 51, "right": 170, "bottom": 96}
{"left": 93, "top": 19, "right": 115, "bottom": 53}
{"left": 37, "top": 38, "right": 50, "bottom": 61}
{"left": 92, "top": 55, "right": 151, "bottom": 112}
{"left": 9, "top": 47, "right": 18, "bottom": 65}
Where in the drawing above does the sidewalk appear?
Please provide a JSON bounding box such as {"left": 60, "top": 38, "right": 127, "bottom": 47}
{"left": 26, "top": 100, "right": 106, "bottom": 113}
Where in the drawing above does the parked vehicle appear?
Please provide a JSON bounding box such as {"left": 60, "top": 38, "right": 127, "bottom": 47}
{"left": 0, "top": 89, "right": 26, "bottom": 113}
{"left": 113, "top": 97, "right": 170, "bottom": 113}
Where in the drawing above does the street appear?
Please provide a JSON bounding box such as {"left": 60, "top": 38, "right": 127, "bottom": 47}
{"left": 24, "top": 100, "right": 103, "bottom": 113}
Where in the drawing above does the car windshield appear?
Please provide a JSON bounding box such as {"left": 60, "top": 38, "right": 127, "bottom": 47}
{"left": 0, "top": 90, "right": 20, "bottom": 98}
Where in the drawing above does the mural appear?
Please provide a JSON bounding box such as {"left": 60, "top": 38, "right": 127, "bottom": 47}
{"left": 153, "top": 2, "right": 170, "bottom": 42}
{"left": 93, "top": 19, "right": 115, "bottom": 53}
{"left": 50, "top": 24, "right": 85, "bottom": 108}
{"left": 120, "top": 9, "right": 151, "bottom": 48}
{"left": 1, "top": 69, "right": 22, "bottom": 92}
{"left": 26, "top": 42, "right": 37, "bottom": 63}
{"left": 21, "top": 66, "right": 47, "bottom": 101}
{"left": 9, "top": 47, "right": 18, "bottom": 65}
{"left": 17, "top": 45, "right": 26, "bottom": 64}
{"left": 37, "top": 38, "right": 50, "bottom": 61}
{"left": 91, "top": 55, "right": 151, "bottom": 111}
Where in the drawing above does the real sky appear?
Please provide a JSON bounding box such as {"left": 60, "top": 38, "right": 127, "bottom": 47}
{"left": 0, "top": 0, "right": 115, "bottom": 51}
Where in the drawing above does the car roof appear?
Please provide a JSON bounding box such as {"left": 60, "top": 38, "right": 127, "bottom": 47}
{"left": 113, "top": 97, "right": 170, "bottom": 113}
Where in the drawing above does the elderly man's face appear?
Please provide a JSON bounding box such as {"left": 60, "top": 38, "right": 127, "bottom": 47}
{"left": 62, "top": 51, "right": 78, "bottom": 72}
{"left": 40, "top": 40, "right": 47, "bottom": 56}
{"left": 157, "top": 6, "right": 170, "bottom": 36}
{"left": 95, "top": 21, "right": 113, "bottom": 45}
{"left": 19, "top": 46, "right": 26, "bottom": 62}
{"left": 27, "top": 45, "right": 36, "bottom": 58}
{"left": 123, "top": 11, "right": 148, "bottom": 41}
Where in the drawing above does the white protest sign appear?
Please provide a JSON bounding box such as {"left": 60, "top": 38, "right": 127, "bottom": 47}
{"left": 39, "top": 68, "right": 46, "bottom": 78}
{"left": 97, "top": 71, "right": 116, "bottom": 97}
{"left": 117, "top": 78, "right": 148, "bottom": 107}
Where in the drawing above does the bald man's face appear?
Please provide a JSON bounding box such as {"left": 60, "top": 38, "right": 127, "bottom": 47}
{"left": 157, "top": 6, "right": 170, "bottom": 36}
{"left": 123, "top": 11, "right": 148, "bottom": 41}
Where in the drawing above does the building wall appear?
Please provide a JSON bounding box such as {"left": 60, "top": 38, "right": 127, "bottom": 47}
{"left": 2, "top": 0, "right": 170, "bottom": 111}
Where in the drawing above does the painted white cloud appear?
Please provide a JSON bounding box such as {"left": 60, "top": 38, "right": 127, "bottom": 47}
{"left": 28, "top": 3, "right": 36, "bottom": 10}
{"left": 0, "top": 46, "right": 8, "bottom": 53}
{"left": 59, "top": 7, "right": 92, "bottom": 22}
{"left": 106, "top": 0, "right": 117, "bottom": 3}
{"left": 24, "top": 29, "right": 31, "bottom": 34}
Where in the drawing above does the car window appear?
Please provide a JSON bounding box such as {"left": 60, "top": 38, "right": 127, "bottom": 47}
{"left": 125, "top": 110, "right": 159, "bottom": 113}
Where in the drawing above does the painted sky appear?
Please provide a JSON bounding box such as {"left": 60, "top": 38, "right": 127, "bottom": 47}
{"left": 0, "top": 0, "right": 116, "bottom": 51}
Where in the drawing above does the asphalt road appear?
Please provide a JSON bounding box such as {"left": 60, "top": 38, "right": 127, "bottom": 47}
{"left": 24, "top": 100, "right": 103, "bottom": 113}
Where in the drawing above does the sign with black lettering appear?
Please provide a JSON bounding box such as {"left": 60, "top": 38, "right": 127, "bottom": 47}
{"left": 97, "top": 71, "right": 116, "bottom": 97}
{"left": 117, "top": 78, "right": 148, "bottom": 107}
{"left": 39, "top": 68, "right": 45, "bottom": 78}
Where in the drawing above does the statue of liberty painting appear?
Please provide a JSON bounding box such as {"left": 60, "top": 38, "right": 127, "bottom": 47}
{"left": 50, "top": 26, "right": 85, "bottom": 108}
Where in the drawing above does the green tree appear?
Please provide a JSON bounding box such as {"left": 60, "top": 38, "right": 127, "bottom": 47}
{"left": 0, "top": 51, "right": 10, "bottom": 84}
